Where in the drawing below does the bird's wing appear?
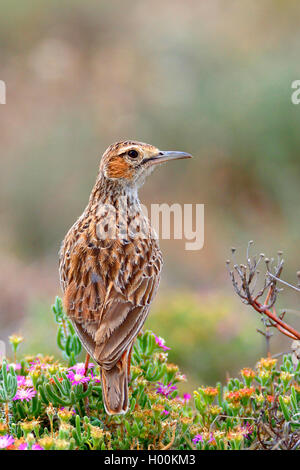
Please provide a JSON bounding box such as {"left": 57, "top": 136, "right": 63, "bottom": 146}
{"left": 59, "top": 230, "right": 162, "bottom": 369}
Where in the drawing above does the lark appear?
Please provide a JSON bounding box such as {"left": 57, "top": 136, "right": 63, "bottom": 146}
{"left": 59, "top": 140, "right": 191, "bottom": 415}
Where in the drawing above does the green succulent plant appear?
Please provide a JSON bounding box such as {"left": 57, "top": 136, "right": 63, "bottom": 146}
{"left": 0, "top": 297, "right": 299, "bottom": 450}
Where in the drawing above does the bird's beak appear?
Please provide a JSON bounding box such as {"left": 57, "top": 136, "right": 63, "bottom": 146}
{"left": 146, "top": 150, "right": 192, "bottom": 167}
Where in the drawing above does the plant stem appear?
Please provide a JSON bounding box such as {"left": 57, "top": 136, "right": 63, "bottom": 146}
{"left": 5, "top": 402, "right": 9, "bottom": 428}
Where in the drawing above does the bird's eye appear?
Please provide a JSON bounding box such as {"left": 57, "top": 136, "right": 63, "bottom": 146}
{"left": 128, "top": 149, "right": 139, "bottom": 159}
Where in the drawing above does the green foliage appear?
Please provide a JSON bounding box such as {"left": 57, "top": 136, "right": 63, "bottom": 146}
{"left": 0, "top": 298, "right": 299, "bottom": 450}
{"left": 0, "top": 361, "right": 17, "bottom": 404}
{"left": 147, "top": 292, "right": 260, "bottom": 385}
{"left": 52, "top": 296, "right": 82, "bottom": 366}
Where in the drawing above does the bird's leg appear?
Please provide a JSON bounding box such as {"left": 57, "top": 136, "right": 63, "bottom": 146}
{"left": 84, "top": 353, "right": 90, "bottom": 376}
{"left": 127, "top": 344, "right": 133, "bottom": 381}
{"left": 83, "top": 353, "right": 90, "bottom": 416}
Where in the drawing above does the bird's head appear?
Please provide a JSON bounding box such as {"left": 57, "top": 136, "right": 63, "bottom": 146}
{"left": 100, "top": 140, "right": 192, "bottom": 188}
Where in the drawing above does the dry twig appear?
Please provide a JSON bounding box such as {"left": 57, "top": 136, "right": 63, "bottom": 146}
{"left": 227, "top": 242, "right": 300, "bottom": 341}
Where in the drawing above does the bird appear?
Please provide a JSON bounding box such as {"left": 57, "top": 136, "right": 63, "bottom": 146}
{"left": 59, "top": 140, "right": 192, "bottom": 415}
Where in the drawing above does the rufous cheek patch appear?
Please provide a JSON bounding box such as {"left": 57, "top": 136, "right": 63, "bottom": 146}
{"left": 106, "top": 157, "right": 133, "bottom": 179}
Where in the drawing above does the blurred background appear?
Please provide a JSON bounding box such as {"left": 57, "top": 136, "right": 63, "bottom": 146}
{"left": 1, "top": 0, "right": 300, "bottom": 390}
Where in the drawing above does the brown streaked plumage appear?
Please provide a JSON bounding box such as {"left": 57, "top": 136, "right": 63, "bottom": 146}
{"left": 59, "top": 140, "right": 192, "bottom": 415}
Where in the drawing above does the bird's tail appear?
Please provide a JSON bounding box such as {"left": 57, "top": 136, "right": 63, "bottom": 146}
{"left": 101, "top": 356, "right": 129, "bottom": 415}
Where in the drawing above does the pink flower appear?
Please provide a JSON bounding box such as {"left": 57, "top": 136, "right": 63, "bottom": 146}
{"left": 17, "top": 376, "right": 33, "bottom": 387}
{"left": 28, "top": 358, "right": 49, "bottom": 372}
{"left": 68, "top": 364, "right": 85, "bottom": 375}
{"left": 91, "top": 371, "right": 101, "bottom": 383}
{"left": 32, "top": 443, "right": 43, "bottom": 450}
{"left": 7, "top": 363, "right": 21, "bottom": 371}
{"left": 19, "top": 442, "right": 43, "bottom": 450}
{"left": 154, "top": 335, "right": 171, "bottom": 351}
{"left": 67, "top": 370, "right": 90, "bottom": 386}
{"left": 17, "top": 376, "right": 26, "bottom": 387}
{"left": 69, "top": 362, "right": 94, "bottom": 373}
{"left": 175, "top": 393, "right": 191, "bottom": 404}
{"left": 161, "top": 410, "right": 170, "bottom": 415}
{"left": 71, "top": 362, "right": 94, "bottom": 372}
{"left": 67, "top": 362, "right": 95, "bottom": 381}
{"left": 0, "top": 435, "right": 14, "bottom": 449}
{"left": 240, "top": 422, "right": 254, "bottom": 439}
{"left": 156, "top": 382, "right": 177, "bottom": 397}
{"left": 192, "top": 434, "right": 203, "bottom": 444}
{"left": 183, "top": 393, "right": 191, "bottom": 402}
{"left": 13, "top": 388, "right": 36, "bottom": 402}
